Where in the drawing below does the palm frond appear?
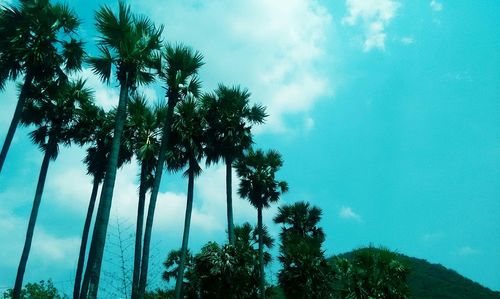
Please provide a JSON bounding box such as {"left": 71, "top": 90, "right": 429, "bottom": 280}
{"left": 87, "top": 46, "right": 114, "bottom": 84}
{"left": 62, "top": 38, "right": 85, "bottom": 72}
{"left": 51, "top": 3, "right": 80, "bottom": 33}
{"left": 95, "top": 3, "right": 126, "bottom": 48}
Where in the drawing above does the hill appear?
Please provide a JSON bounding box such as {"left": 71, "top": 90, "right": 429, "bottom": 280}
{"left": 334, "top": 248, "right": 500, "bottom": 299}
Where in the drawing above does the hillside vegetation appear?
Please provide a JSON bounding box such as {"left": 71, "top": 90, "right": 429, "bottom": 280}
{"left": 334, "top": 248, "right": 500, "bottom": 299}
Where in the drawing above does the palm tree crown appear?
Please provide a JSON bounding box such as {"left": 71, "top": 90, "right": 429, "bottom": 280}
{"left": 202, "top": 84, "right": 266, "bottom": 165}
{"left": 236, "top": 149, "right": 289, "bottom": 209}
{"left": 0, "top": 0, "right": 84, "bottom": 172}
{"left": 0, "top": 0, "right": 83, "bottom": 86}
{"left": 88, "top": 1, "right": 163, "bottom": 89}
{"left": 166, "top": 96, "right": 206, "bottom": 177}
{"left": 22, "top": 79, "right": 93, "bottom": 152}
{"left": 274, "top": 201, "right": 325, "bottom": 242}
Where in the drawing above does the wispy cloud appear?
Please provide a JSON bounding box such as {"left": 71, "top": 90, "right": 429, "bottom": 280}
{"left": 445, "top": 71, "right": 473, "bottom": 82}
{"left": 401, "top": 36, "right": 415, "bottom": 45}
{"left": 339, "top": 206, "right": 362, "bottom": 221}
{"left": 342, "top": 0, "right": 401, "bottom": 52}
{"left": 421, "top": 231, "right": 443, "bottom": 242}
{"left": 430, "top": 0, "right": 443, "bottom": 12}
{"left": 456, "top": 246, "right": 480, "bottom": 256}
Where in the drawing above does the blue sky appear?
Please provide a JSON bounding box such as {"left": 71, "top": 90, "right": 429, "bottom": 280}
{"left": 0, "top": 0, "right": 499, "bottom": 295}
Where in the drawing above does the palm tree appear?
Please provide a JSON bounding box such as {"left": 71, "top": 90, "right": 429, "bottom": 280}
{"left": 202, "top": 85, "right": 267, "bottom": 244}
{"left": 71, "top": 106, "right": 132, "bottom": 299}
{"left": 274, "top": 201, "right": 333, "bottom": 298}
{"left": 127, "top": 94, "right": 164, "bottom": 299}
{"left": 80, "top": 3, "right": 162, "bottom": 298}
{"left": 13, "top": 79, "right": 92, "bottom": 299}
{"left": 235, "top": 149, "right": 288, "bottom": 299}
{"left": 0, "top": 0, "right": 84, "bottom": 173}
{"left": 139, "top": 44, "right": 203, "bottom": 297}
{"left": 166, "top": 96, "right": 206, "bottom": 299}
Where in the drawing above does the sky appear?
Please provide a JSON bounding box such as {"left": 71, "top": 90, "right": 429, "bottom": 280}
{"left": 0, "top": 0, "right": 499, "bottom": 295}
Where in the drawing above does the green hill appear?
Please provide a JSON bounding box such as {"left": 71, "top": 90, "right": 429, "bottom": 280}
{"left": 334, "top": 248, "right": 500, "bottom": 299}
{"left": 402, "top": 255, "right": 500, "bottom": 299}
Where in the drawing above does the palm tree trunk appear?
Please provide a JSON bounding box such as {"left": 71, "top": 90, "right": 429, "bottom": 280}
{"left": 81, "top": 77, "right": 129, "bottom": 299}
{"left": 138, "top": 94, "right": 176, "bottom": 296}
{"left": 13, "top": 138, "right": 54, "bottom": 299}
{"left": 73, "top": 176, "right": 101, "bottom": 299}
{"left": 132, "top": 162, "right": 147, "bottom": 299}
{"left": 226, "top": 160, "right": 234, "bottom": 245}
{"left": 258, "top": 206, "right": 265, "bottom": 299}
{"left": 0, "top": 74, "right": 33, "bottom": 173}
{"left": 174, "top": 168, "right": 195, "bottom": 299}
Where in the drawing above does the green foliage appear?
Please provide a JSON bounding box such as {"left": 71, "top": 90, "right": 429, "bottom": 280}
{"left": 274, "top": 201, "right": 335, "bottom": 299}
{"left": 332, "top": 247, "right": 410, "bottom": 299}
{"left": 331, "top": 247, "right": 500, "bottom": 299}
{"left": 3, "top": 280, "right": 67, "bottom": 299}
{"left": 162, "top": 223, "right": 274, "bottom": 299}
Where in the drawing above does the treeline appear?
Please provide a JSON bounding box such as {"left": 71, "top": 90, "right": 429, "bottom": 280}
{"left": 0, "top": 1, "right": 410, "bottom": 299}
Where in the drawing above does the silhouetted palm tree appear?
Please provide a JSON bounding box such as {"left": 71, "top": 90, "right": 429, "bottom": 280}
{"left": 0, "top": 0, "right": 84, "bottom": 173}
{"left": 139, "top": 44, "right": 203, "bottom": 297}
{"left": 81, "top": 3, "right": 162, "bottom": 298}
{"left": 72, "top": 105, "right": 132, "bottom": 299}
{"left": 202, "top": 85, "right": 266, "bottom": 244}
{"left": 274, "top": 201, "right": 333, "bottom": 298}
{"left": 235, "top": 149, "right": 288, "bottom": 299}
{"left": 14, "top": 79, "right": 92, "bottom": 299}
{"left": 127, "top": 94, "right": 164, "bottom": 299}
{"left": 166, "top": 97, "right": 206, "bottom": 299}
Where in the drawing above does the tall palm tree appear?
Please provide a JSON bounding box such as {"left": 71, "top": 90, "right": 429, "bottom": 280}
{"left": 127, "top": 94, "right": 164, "bottom": 299}
{"left": 0, "top": 0, "right": 84, "bottom": 173}
{"left": 166, "top": 96, "right": 206, "bottom": 299}
{"left": 202, "top": 85, "right": 267, "bottom": 244}
{"left": 139, "top": 44, "right": 203, "bottom": 297}
{"left": 80, "top": 3, "right": 162, "bottom": 298}
{"left": 13, "top": 79, "right": 92, "bottom": 299}
{"left": 274, "top": 201, "right": 333, "bottom": 298}
{"left": 72, "top": 106, "right": 132, "bottom": 299}
{"left": 235, "top": 149, "right": 288, "bottom": 299}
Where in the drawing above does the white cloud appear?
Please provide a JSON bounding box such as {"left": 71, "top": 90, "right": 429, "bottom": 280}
{"left": 342, "top": 0, "right": 400, "bottom": 52}
{"left": 0, "top": 207, "right": 80, "bottom": 287}
{"left": 430, "top": 0, "right": 443, "bottom": 12}
{"left": 339, "top": 205, "right": 362, "bottom": 221}
{"left": 78, "top": 68, "right": 120, "bottom": 111}
{"left": 421, "top": 231, "right": 443, "bottom": 242}
{"left": 456, "top": 246, "right": 480, "bottom": 256}
{"left": 401, "top": 36, "right": 414, "bottom": 45}
{"left": 304, "top": 116, "right": 315, "bottom": 132}
{"left": 45, "top": 147, "right": 261, "bottom": 237}
{"left": 133, "top": 0, "right": 333, "bottom": 133}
